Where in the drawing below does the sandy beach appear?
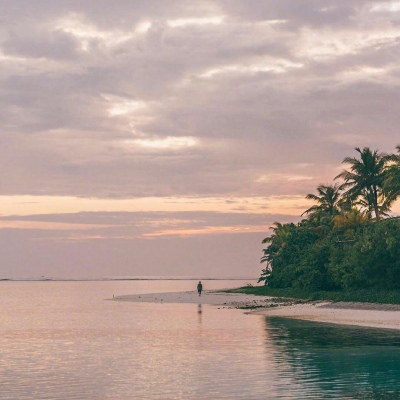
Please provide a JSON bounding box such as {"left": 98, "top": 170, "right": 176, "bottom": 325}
{"left": 252, "top": 301, "right": 400, "bottom": 330}
{"left": 112, "top": 290, "right": 400, "bottom": 330}
{"left": 111, "top": 290, "right": 269, "bottom": 308}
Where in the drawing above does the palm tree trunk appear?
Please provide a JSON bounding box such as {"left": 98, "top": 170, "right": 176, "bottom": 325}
{"left": 372, "top": 186, "right": 380, "bottom": 221}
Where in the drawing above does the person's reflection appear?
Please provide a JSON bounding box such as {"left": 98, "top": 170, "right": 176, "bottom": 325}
{"left": 197, "top": 304, "right": 203, "bottom": 325}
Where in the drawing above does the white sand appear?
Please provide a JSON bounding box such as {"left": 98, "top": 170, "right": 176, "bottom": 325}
{"left": 110, "top": 290, "right": 270, "bottom": 307}
{"left": 111, "top": 290, "right": 400, "bottom": 330}
{"left": 252, "top": 302, "right": 400, "bottom": 330}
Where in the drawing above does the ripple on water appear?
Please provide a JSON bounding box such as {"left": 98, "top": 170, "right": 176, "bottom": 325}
{"left": 1, "top": 282, "right": 400, "bottom": 399}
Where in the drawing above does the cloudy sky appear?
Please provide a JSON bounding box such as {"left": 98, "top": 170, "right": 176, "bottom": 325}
{"left": 1, "top": 0, "right": 400, "bottom": 278}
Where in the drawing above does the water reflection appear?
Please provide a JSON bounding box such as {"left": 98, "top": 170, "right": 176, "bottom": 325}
{"left": 5, "top": 280, "right": 400, "bottom": 399}
{"left": 265, "top": 317, "right": 400, "bottom": 399}
{"left": 198, "top": 304, "right": 203, "bottom": 325}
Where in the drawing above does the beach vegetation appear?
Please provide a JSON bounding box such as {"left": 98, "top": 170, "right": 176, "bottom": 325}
{"left": 335, "top": 147, "right": 389, "bottom": 221}
{"left": 225, "top": 286, "right": 400, "bottom": 304}
{"left": 258, "top": 145, "right": 400, "bottom": 297}
{"left": 384, "top": 145, "right": 400, "bottom": 203}
{"left": 302, "top": 183, "right": 344, "bottom": 218}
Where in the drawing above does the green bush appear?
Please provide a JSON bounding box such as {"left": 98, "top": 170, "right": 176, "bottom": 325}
{"left": 262, "top": 218, "right": 400, "bottom": 293}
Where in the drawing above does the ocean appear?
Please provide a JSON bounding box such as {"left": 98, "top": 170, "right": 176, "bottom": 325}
{"left": 1, "top": 280, "right": 400, "bottom": 399}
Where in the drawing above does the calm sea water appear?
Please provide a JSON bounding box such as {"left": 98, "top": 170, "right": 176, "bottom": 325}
{"left": 1, "top": 280, "right": 400, "bottom": 399}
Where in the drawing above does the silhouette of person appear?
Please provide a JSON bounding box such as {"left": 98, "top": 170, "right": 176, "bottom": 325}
{"left": 197, "top": 281, "right": 203, "bottom": 296}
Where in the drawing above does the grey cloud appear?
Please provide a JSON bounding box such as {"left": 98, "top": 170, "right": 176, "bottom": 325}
{"left": 2, "top": 1, "right": 400, "bottom": 278}
{"left": 3, "top": 28, "right": 80, "bottom": 60}
{"left": 0, "top": 0, "right": 399, "bottom": 199}
{"left": 218, "top": 0, "right": 366, "bottom": 27}
{"left": 0, "top": 1, "right": 216, "bottom": 28}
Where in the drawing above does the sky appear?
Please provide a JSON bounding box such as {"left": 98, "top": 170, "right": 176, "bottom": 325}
{"left": 1, "top": 0, "right": 400, "bottom": 279}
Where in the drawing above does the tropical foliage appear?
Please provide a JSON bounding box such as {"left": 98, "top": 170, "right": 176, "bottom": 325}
{"left": 335, "top": 147, "right": 388, "bottom": 221}
{"left": 259, "top": 146, "right": 400, "bottom": 291}
{"left": 384, "top": 145, "right": 400, "bottom": 202}
{"left": 302, "top": 184, "right": 344, "bottom": 217}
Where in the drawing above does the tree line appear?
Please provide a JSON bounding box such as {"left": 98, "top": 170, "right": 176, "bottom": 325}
{"left": 259, "top": 146, "right": 400, "bottom": 291}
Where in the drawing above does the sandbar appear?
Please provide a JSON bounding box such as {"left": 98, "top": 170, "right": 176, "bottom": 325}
{"left": 110, "top": 290, "right": 269, "bottom": 307}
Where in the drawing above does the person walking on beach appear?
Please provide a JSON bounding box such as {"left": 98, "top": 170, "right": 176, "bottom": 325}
{"left": 197, "top": 281, "right": 203, "bottom": 296}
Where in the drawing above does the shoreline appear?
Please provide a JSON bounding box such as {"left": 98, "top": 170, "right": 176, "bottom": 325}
{"left": 111, "top": 290, "right": 400, "bottom": 330}
{"left": 251, "top": 301, "right": 400, "bottom": 330}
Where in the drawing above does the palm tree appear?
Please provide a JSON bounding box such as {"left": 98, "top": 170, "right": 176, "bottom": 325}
{"left": 260, "top": 222, "right": 294, "bottom": 264}
{"left": 384, "top": 145, "right": 400, "bottom": 202}
{"left": 335, "top": 147, "right": 388, "bottom": 221}
{"left": 333, "top": 207, "right": 371, "bottom": 230}
{"left": 260, "top": 222, "right": 295, "bottom": 285}
{"left": 257, "top": 265, "right": 272, "bottom": 285}
{"left": 302, "top": 184, "right": 344, "bottom": 217}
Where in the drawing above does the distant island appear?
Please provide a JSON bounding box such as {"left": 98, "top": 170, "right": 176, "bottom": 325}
{"left": 242, "top": 146, "right": 400, "bottom": 304}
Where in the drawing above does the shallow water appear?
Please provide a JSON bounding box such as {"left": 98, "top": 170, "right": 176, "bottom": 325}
{"left": 1, "top": 281, "right": 400, "bottom": 399}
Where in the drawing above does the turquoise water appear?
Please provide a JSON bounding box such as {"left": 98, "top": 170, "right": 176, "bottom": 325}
{"left": 1, "top": 281, "right": 400, "bottom": 399}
